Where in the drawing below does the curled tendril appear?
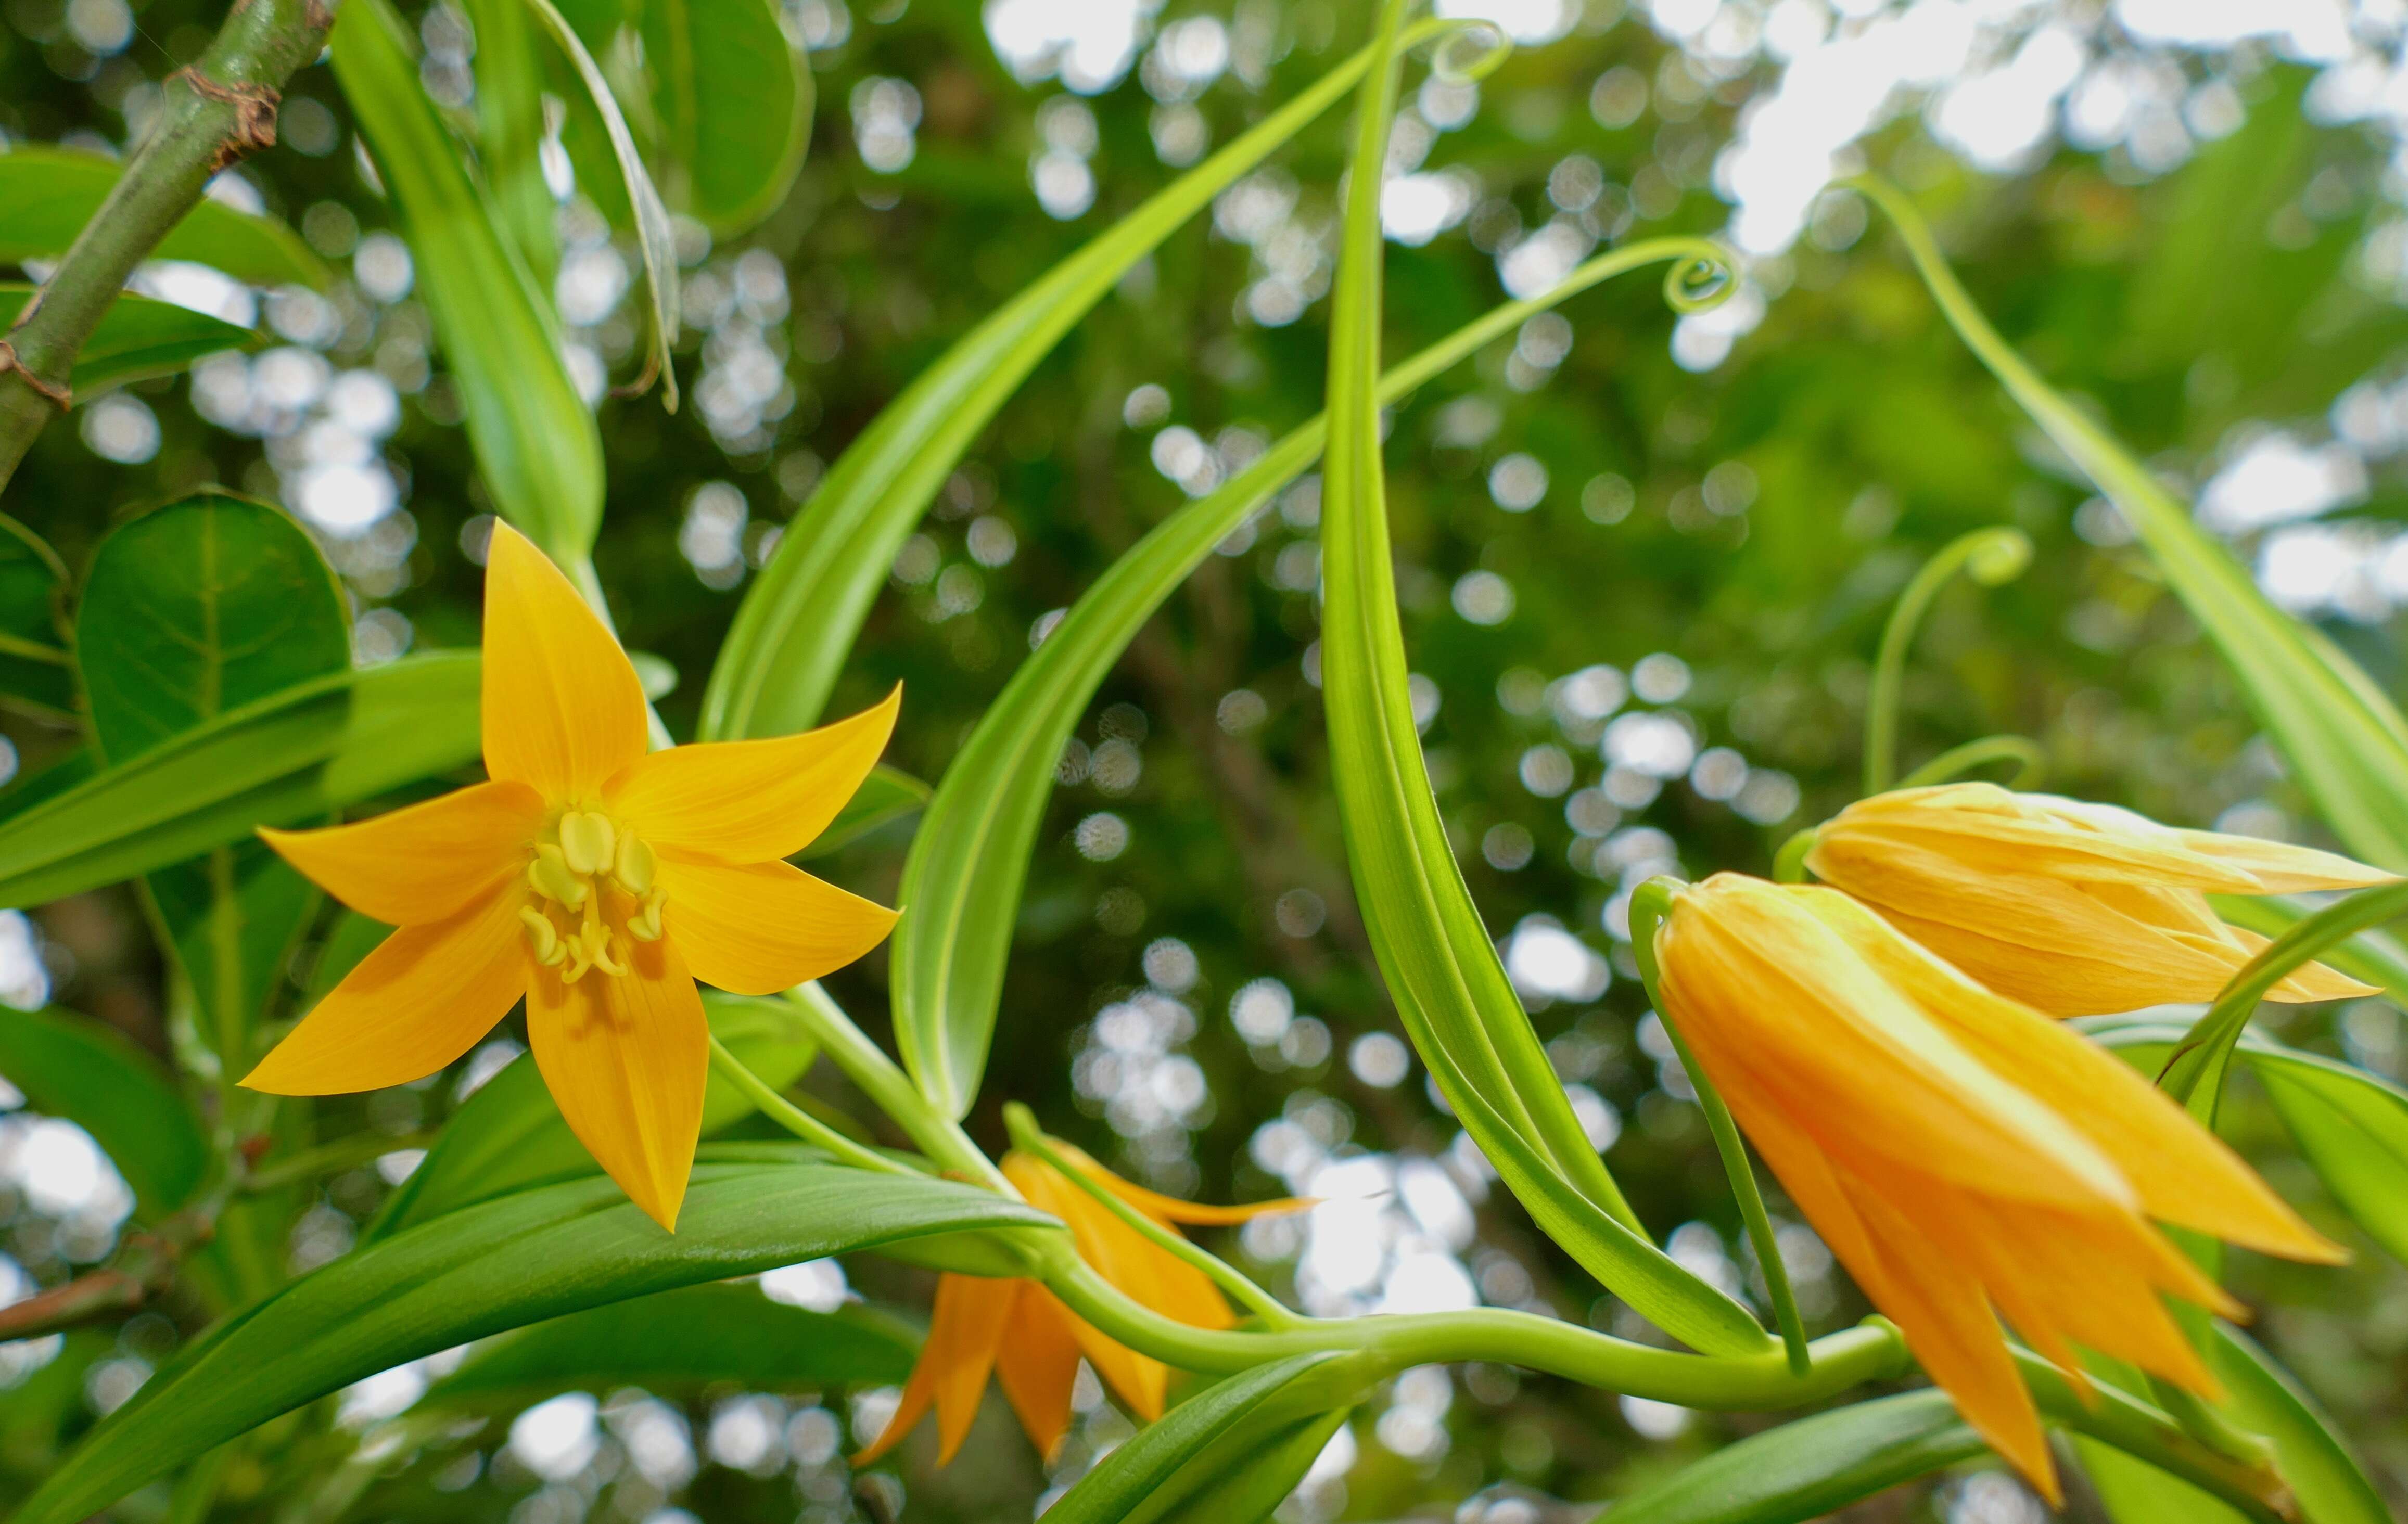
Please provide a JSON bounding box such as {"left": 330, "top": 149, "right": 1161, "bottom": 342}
{"left": 1417, "top": 17, "right": 1513, "bottom": 83}
{"left": 1662, "top": 249, "right": 1739, "bottom": 315}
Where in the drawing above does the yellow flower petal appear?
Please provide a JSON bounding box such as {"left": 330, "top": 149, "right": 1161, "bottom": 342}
{"left": 241, "top": 888, "right": 529, "bottom": 1094}
{"left": 480, "top": 520, "right": 650, "bottom": 804}
{"left": 259, "top": 780, "right": 545, "bottom": 926}
{"left": 525, "top": 934, "right": 707, "bottom": 1231}
{"left": 994, "top": 1284, "right": 1085, "bottom": 1462}
{"left": 608, "top": 686, "right": 900, "bottom": 863}
{"left": 655, "top": 857, "right": 898, "bottom": 995}
{"left": 1005, "top": 1154, "right": 1173, "bottom": 1418}
{"left": 2172, "top": 828, "right": 2398, "bottom": 893}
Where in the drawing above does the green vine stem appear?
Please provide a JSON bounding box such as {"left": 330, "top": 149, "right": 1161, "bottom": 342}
{"left": 2159, "top": 878, "right": 2408, "bottom": 1126}
{"left": 775, "top": 982, "right": 1013, "bottom": 1194}
{"left": 706, "top": 1034, "right": 920, "bottom": 1177}
{"left": 1895, "top": 733, "right": 2045, "bottom": 790}
{"left": 1001, "top": 1102, "right": 1306, "bottom": 1330}
{"left": 1864, "top": 527, "right": 2033, "bottom": 795}
{"left": 1772, "top": 827, "right": 1818, "bottom": 884}
{"left": 0, "top": 0, "right": 336, "bottom": 492}
{"left": 1628, "top": 878, "right": 1811, "bottom": 1373}
{"left": 2016, "top": 1354, "right": 2290, "bottom": 1522}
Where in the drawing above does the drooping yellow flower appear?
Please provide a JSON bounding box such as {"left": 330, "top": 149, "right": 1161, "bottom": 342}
{"left": 1805, "top": 782, "right": 2392, "bottom": 1016}
{"left": 1651, "top": 874, "right": 2343, "bottom": 1501}
{"left": 242, "top": 521, "right": 902, "bottom": 1230}
{"left": 856, "top": 1146, "right": 1306, "bottom": 1466}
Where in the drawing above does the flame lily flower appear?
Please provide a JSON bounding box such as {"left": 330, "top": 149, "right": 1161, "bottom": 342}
{"left": 1651, "top": 874, "right": 2343, "bottom": 1501}
{"left": 241, "top": 522, "right": 901, "bottom": 1231}
{"left": 1805, "top": 782, "right": 2392, "bottom": 1016}
{"left": 856, "top": 1145, "right": 1306, "bottom": 1466}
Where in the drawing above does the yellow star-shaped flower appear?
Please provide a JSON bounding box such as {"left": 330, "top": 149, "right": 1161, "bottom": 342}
{"left": 243, "top": 521, "right": 902, "bottom": 1230}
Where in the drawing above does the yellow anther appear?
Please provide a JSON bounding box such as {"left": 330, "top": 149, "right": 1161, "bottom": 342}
{"left": 627, "top": 889, "right": 666, "bottom": 943}
{"left": 527, "top": 843, "right": 589, "bottom": 908}
{"left": 613, "top": 831, "right": 657, "bottom": 897}
{"left": 559, "top": 811, "right": 618, "bottom": 877}
{"left": 518, "top": 906, "right": 566, "bottom": 966}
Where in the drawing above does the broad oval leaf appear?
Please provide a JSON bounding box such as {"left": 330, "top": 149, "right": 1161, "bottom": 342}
{"left": 422, "top": 1282, "right": 918, "bottom": 1406}
{"left": 0, "top": 1007, "right": 208, "bottom": 1220}
{"left": 15, "top": 1150, "right": 1054, "bottom": 1524}
{"left": 641, "top": 0, "right": 810, "bottom": 237}
{"left": 78, "top": 493, "right": 351, "bottom": 1067}
{"left": 333, "top": 0, "right": 604, "bottom": 565}
{"left": 1039, "top": 1353, "right": 1379, "bottom": 1524}
{"left": 0, "top": 146, "right": 328, "bottom": 287}
{"left": 362, "top": 991, "right": 823, "bottom": 1243}
{"left": 0, "top": 286, "right": 257, "bottom": 398}
{"left": 1604, "top": 1392, "right": 1981, "bottom": 1522}
{"left": 699, "top": 23, "right": 1471, "bottom": 745}
{"left": 889, "top": 239, "right": 1728, "bottom": 1119}
{"left": 1310, "top": 5, "right": 1762, "bottom": 1359}
{"left": 0, "top": 651, "right": 481, "bottom": 908}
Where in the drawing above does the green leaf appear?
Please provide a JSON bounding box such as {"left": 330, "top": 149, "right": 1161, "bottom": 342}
{"left": 888, "top": 240, "right": 1724, "bottom": 1119}
{"left": 640, "top": 0, "right": 810, "bottom": 237}
{"left": 798, "top": 762, "right": 928, "bottom": 859}
{"left": 422, "top": 1282, "right": 917, "bottom": 1406}
{"left": 1854, "top": 176, "right": 2408, "bottom": 872}
{"left": 0, "top": 651, "right": 481, "bottom": 909}
{"left": 2078, "top": 1437, "right": 2248, "bottom": 1524}
{"left": 0, "top": 1007, "right": 209, "bottom": 1219}
{"left": 1604, "top": 1392, "right": 1983, "bottom": 1522}
{"left": 14, "top": 1150, "right": 1055, "bottom": 1524}
{"left": 77, "top": 493, "right": 350, "bottom": 767}
{"left": 0, "top": 286, "right": 257, "bottom": 398}
{"left": 333, "top": 0, "right": 604, "bottom": 566}
{"left": 2209, "top": 1324, "right": 2390, "bottom": 1524}
{"left": 521, "top": 0, "right": 681, "bottom": 408}
{"left": 362, "top": 991, "right": 821, "bottom": 1243}
{"left": 1310, "top": 4, "right": 1761, "bottom": 1359}
{"left": 0, "top": 510, "right": 72, "bottom": 722}
{"left": 1038, "top": 1353, "right": 1378, "bottom": 1524}
{"left": 698, "top": 21, "right": 1474, "bottom": 744}
{"left": 460, "top": 0, "right": 558, "bottom": 285}
{"left": 2211, "top": 892, "right": 2408, "bottom": 1009}
{"left": 0, "top": 146, "right": 329, "bottom": 287}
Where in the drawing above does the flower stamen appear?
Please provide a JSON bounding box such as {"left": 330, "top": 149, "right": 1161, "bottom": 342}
{"left": 522, "top": 811, "right": 662, "bottom": 978}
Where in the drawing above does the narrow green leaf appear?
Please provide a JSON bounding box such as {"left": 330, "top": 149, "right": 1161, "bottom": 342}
{"left": 0, "top": 1006, "right": 209, "bottom": 1219}
{"left": 2079, "top": 1437, "right": 2249, "bottom": 1524}
{"left": 2211, "top": 892, "right": 2408, "bottom": 1009}
{"left": 333, "top": 0, "right": 604, "bottom": 566}
{"left": 1312, "top": 5, "right": 1761, "bottom": 1358}
{"left": 14, "top": 1150, "right": 1055, "bottom": 1524}
{"left": 2212, "top": 1325, "right": 2390, "bottom": 1524}
{"left": 1853, "top": 175, "right": 2408, "bottom": 871}
{"left": 0, "top": 510, "right": 71, "bottom": 723}
{"left": 520, "top": 0, "right": 682, "bottom": 408}
{"left": 422, "top": 1282, "right": 918, "bottom": 1405}
{"left": 1038, "top": 1353, "right": 1378, "bottom": 1524}
{"left": 0, "top": 651, "right": 482, "bottom": 909}
{"left": 461, "top": 0, "right": 559, "bottom": 284}
{"left": 361, "top": 991, "right": 821, "bottom": 1243}
{"left": 888, "top": 240, "right": 1726, "bottom": 1120}
{"left": 640, "top": 0, "right": 810, "bottom": 237}
{"left": 1604, "top": 1392, "right": 1983, "bottom": 1522}
{"left": 0, "top": 286, "right": 257, "bottom": 398}
{"left": 698, "top": 19, "right": 1485, "bottom": 744}
{"left": 0, "top": 145, "right": 329, "bottom": 287}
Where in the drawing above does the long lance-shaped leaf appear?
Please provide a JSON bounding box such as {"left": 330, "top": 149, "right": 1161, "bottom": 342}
{"left": 334, "top": 0, "right": 605, "bottom": 566}
{"left": 1314, "top": 2, "right": 1763, "bottom": 1359}
{"left": 0, "top": 652, "right": 480, "bottom": 908}
{"left": 1850, "top": 175, "right": 2408, "bottom": 870}
{"left": 697, "top": 16, "right": 1497, "bottom": 744}
{"left": 14, "top": 1149, "right": 1055, "bottom": 1524}
{"left": 2210, "top": 891, "right": 2408, "bottom": 1008}
{"left": 891, "top": 239, "right": 1729, "bottom": 1120}
{"left": 1604, "top": 1391, "right": 1984, "bottom": 1522}
{"left": 519, "top": 0, "right": 681, "bottom": 409}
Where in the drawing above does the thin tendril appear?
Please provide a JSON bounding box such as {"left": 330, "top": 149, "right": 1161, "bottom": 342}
{"left": 1895, "top": 734, "right": 2045, "bottom": 790}
{"left": 1863, "top": 526, "right": 2032, "bottom": 795}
